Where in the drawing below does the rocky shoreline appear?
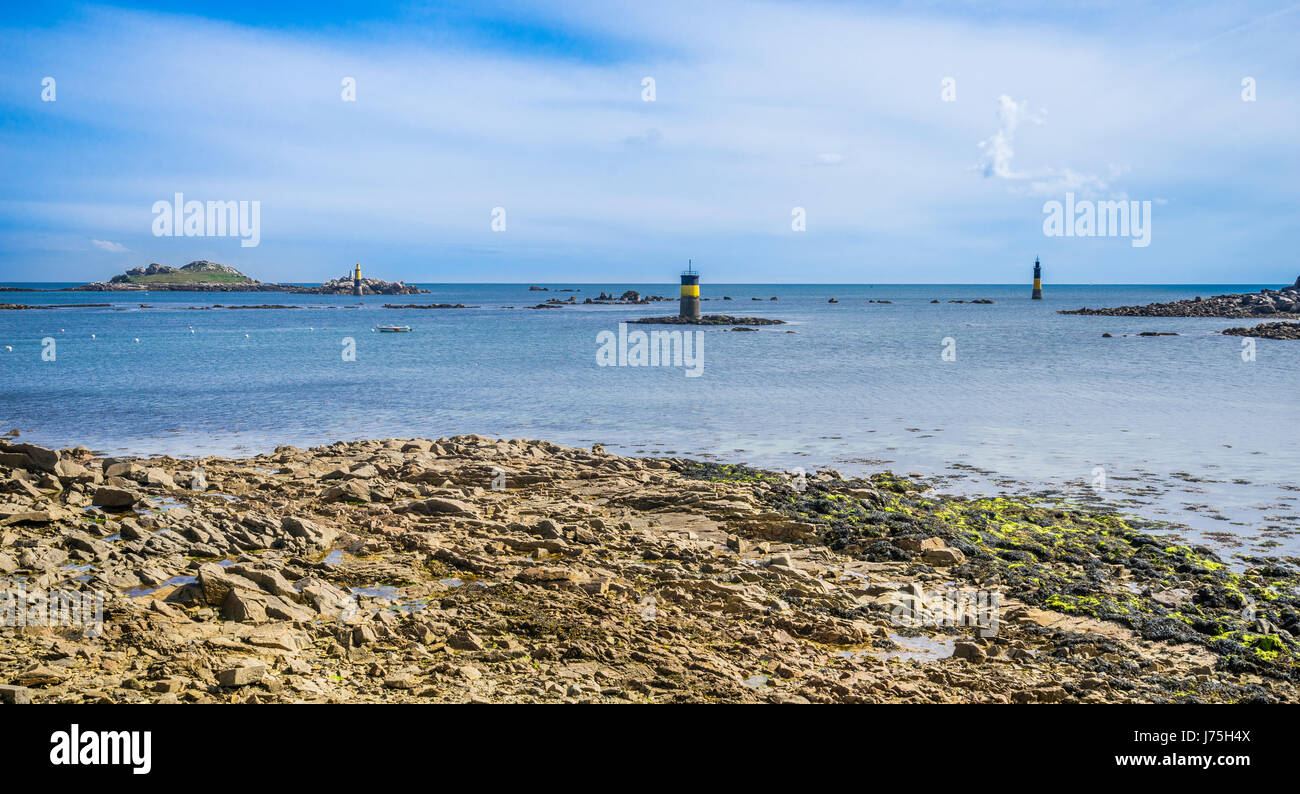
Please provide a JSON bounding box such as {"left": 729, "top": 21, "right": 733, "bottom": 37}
{"left": 1060, "top": 278, "right": 1300, "bottom": 319}
{"left": 1, "top": 437, "right": 1296, "bottom": 704}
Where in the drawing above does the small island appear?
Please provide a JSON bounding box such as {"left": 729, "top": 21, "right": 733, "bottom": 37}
{"left": 67, "top": 261, "right": 427, "bottom": 295}
{"left": 71, "top": 261, "right": 265, "bottom": 291}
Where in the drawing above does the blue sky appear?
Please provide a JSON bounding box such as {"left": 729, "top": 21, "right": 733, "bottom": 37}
{"left": 1, "top": 0, "right": 1297, "bottom": 284}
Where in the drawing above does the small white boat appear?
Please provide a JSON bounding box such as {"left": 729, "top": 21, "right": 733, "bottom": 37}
{"left": 376, "top": 325, "right": 412, "bottom": 333}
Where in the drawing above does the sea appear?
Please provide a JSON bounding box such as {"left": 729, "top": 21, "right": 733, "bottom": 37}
{"left": 2, "top": 282, "right": 1297, "bottom": 558}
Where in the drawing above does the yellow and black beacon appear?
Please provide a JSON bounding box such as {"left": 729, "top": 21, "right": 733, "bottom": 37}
{"left": 1032, "top": 256, "right": 1043, "bottom": 300}
{"left": 679, "top": 260, "right": 701, "bottom": 320}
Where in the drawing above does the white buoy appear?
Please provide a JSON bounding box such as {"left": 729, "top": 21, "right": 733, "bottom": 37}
{"left": 3, "top": 346, "right": 11, "bottom": 352}
{"left": 133, "top": 338, "right": 140, "bottom": 343}
{"left": 244, "top": 333, "right": 250, "bottom": 338}
{"left": 91, "top": 334, "right": 96, "bottom": 339}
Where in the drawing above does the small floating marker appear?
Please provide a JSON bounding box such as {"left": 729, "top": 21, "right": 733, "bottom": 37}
{"left": 244, "top": 333, "right": 250, "bottom": 338}
{"left": 3, "top": 346, "right": 11, "bottom": 352}
{"left": 91, "top": 334, "right": 96, "bottom": 339}
{"left": 133, "top": 338, "right": 140, "bottom": 343}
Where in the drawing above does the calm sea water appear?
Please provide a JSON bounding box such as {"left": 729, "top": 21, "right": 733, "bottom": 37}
{"left": 2, "top": 283, "right": 1297, "bottom": 555}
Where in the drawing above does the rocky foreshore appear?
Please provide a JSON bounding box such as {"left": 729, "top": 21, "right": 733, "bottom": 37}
{"left": 1060, "top": 278, "right": 1300, "bottom": 319}
{"left": 1, "top": 437, "right": 1296, "bottom": 704}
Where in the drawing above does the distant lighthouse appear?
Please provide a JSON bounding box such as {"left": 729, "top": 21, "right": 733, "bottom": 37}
{"left": 1032, "top": 257, "right": 1043, "bottom": 300}
{"left": 353, "top": 263, "right": 363, "bottom": 296}
{"left": 679, "top": 260, "right": 701, "bottom": 320}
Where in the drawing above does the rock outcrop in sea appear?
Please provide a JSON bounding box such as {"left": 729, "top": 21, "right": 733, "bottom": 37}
{"left": 1060, "top": 280, "right": 1300, "bottom": 318}
{"left": 1221, "top": 321, "right": 1300, "bottom": 340}
{"left": 299, "top": 274, "right": 425, "bottom": 296}
{"left": 629, "top": 315, "right": 785, "bottom": 326}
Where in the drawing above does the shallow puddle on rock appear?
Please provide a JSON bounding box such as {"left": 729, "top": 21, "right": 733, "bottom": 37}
{"left": 125, "top": 574, "right": 197, "bottom": 598}
{"left": 350, "top": 585, "right": 402, "bottom": 599}
{"left": 742, "top": 674, "right": 770, "bottom": 689}
{"left": 840, "top": 633, "right": 956, "bottom": 663}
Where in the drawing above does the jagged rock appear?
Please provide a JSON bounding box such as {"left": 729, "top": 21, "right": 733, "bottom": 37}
{"left": 281, "top": 516, "right": 338, "bottom": 549}
{"left": 403, "top": 497, "right": 478, "bottom": 517}
{"left": 218, "top": 663, "right": 268, "bottom": 687}
{"left": 0, "top": 442, "right": 60, "bottom": 472}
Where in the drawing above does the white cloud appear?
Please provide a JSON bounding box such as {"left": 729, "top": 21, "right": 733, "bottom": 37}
{"left": 91, "top": 239, "right": 129, "bottom": 253}
{"left": 976, "top": 95, "right": 1046, "bottom": 180}
{"left": 975, "top": 94, "right": 1118, "bottom": 198}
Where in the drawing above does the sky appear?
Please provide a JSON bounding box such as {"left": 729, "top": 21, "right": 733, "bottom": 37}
{"left": 1, "top": 0, "right": 1297, "bottom": 284}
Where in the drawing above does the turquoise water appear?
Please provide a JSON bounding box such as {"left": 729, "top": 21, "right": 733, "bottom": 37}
{"left": 2, "top": 282, "right": 1297, "bottom": 553}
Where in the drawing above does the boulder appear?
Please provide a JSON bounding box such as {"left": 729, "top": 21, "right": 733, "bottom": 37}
{"left": 281, "top": 516, "right": 338, "bottom": 549}
{"left": 91, "top": 486, "right": 137, "bottom": 508}
{"left": 952, "top": 641, "right": 987, "bottom": 663}
{"left": 218, "top": 663, "right": 268, "bottom": 687}
{"left": 0, "top": 442, "right": 59, "bottom": 473}
{"left": 922, "top": 547, "right": 966, "bottom": 567}
{"left": 222, "top": 589, "right": 268, "bottom": 623}
{"left": 447, "top": 629, "right": 485, "bottom": 651}
{"left": 197, "top": 562, "right": 261, "bottom": 606}
{"left": 405, "top": 497, "right": 478, "bottom": 517}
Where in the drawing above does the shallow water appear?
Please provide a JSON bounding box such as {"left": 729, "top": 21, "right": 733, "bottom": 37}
{"left": 2, "top": 282, "right": 1297, "bottom": 555}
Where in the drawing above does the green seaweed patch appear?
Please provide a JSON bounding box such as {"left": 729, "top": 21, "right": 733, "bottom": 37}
{"left": 752, "top": 473, "right": 1300, "bottom": 681}
{"left": 674, "top": 460, "right": 787, "bottom": 484}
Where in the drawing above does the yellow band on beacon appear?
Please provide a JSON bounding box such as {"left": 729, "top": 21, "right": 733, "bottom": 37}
{"left": 681, "top": 284, "right": 699, "bottom": 297}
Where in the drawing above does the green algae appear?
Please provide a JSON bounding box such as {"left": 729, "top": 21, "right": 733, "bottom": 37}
{"left": 690, "top": 459, "right": 1300, "bottom": 682}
